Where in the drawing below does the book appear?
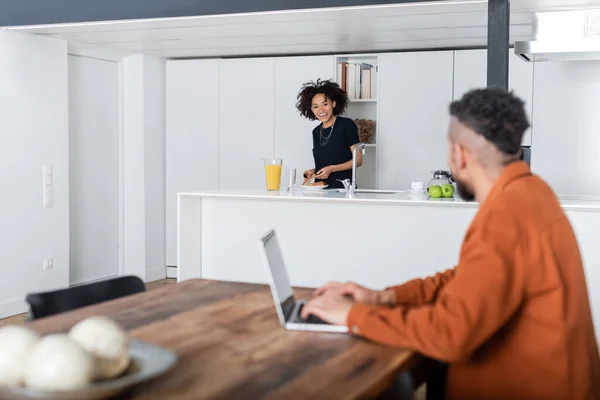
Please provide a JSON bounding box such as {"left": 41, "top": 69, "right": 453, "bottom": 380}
{"left": 337, "top": 61, "right": 378, "bottom": 100}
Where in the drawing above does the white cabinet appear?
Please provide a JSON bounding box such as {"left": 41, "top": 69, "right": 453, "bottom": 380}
{"left": 166, "top": 59, "right": 219, "bottom": 267}
{"left": 378, "top": 51, "right": 455, "bottom": 190}
{"left": 219, "top": 58, "right": 275, "bottom": 189}
{"left": 531, "top": 61, "right": 600, "bottom": 195}
{"left": 274, "top": 56, "right": 334, "bottom": 178}
{"left": 453, "top": 49, "right": 533, "bottom": 146}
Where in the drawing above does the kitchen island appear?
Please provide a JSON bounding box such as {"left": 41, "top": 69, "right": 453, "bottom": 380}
{"left": 178, "top": 188, "right": 479, "bottom": 286}
{"left": 177, "top": 188, "right": 600, "bottom": 339}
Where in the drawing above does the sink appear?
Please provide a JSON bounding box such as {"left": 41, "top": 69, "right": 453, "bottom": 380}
{"left": 329, "top": 189, "right": 404, "bottom": 195}
{"left": 356, "top": 189, "right": 402, "bottom": 194}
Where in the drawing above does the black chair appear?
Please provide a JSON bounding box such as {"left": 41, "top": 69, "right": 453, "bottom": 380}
{"left": 425, "top": 361, "right": 448, "bottom": 400}
{"left": 377, "top": 357, "right": 447, "bottom": 400}
{"left": 377, "top": 371, "right": 416, "bottom": 400}
{"left": 25, "top": 275, "right": 146, "bottom": 320}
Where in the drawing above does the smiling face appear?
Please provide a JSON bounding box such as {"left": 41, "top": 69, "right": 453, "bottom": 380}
{"left": 311, "top": 93, "right": 336, "bottom": 124}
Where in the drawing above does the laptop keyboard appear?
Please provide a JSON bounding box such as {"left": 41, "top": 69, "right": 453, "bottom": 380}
{"left": 297, "top": 304, "right": 329, "bottom": 325}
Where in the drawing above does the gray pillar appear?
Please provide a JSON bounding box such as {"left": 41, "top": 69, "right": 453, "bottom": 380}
{"left": 487, "top": 0, "right": 510, "bottom": 89}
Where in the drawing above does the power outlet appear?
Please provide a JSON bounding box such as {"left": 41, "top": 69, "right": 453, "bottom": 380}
{"left": 44, "top": 257, "right": 53, "bottom": 270}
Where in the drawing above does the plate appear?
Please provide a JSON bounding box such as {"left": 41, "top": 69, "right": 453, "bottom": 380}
{"left": 0, "top": 339, "right": 177, "bottom": 400}
{"left": 301, "top": 184, "right": 329, "bottom": 190}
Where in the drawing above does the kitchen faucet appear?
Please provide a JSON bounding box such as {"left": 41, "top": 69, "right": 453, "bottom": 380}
{"left": 339, "top": 142, "right": 366, "bottom": 195}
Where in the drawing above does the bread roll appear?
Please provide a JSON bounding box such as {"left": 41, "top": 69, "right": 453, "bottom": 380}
{"left": 69, "top": 316, "right": 130, "bottom": 380}
{"left": 24, "top": 334, "right": 94, "bottom": 390}
{"left": 0, "top": 325, "right": 40, "bottom": 386}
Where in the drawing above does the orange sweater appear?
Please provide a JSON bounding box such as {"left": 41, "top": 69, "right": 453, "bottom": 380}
{"left": 347, "top": 161, "right": 600, "bottom": 400}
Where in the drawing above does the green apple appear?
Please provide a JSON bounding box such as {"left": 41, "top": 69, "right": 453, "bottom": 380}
{"left": 428, "top": 185, "right": 442, "bottom": 198}
{"left": 441, "top": 184, "right": 455, "bottom": 198}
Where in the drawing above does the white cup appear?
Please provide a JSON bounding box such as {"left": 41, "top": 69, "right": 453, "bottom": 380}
{"left": 411, "top": 181, "right": 424, "bottom": 191}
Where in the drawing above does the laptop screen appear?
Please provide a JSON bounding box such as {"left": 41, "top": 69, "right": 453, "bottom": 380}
{"left": 260, "top": 230, "right": 295, "bottom": 321}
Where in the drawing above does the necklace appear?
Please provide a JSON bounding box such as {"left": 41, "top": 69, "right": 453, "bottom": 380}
{"left": 320, "top": 122, "right": 335, "bottom": 147}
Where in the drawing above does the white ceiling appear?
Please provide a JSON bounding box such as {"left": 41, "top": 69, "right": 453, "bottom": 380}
{"left": 6, "top": 0, "right": 600, "bottom": 58}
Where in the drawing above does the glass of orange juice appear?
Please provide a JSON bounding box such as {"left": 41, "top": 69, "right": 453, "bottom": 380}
{"left": 263, "top": 158, "right": 283, "bottom": 191}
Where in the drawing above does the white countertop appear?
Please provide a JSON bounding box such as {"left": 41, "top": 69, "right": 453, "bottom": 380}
{"left": 179, "top": 188, "right": 600, "bottom": 211}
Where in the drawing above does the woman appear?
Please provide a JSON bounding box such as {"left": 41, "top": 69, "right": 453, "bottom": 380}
{"left": 296, "top": 79, "right": 362, "bottom": 189}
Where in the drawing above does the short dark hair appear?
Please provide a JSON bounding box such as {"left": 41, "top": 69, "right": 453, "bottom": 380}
{"left": 449, "top": 87, "right": 530, "bottom": 155}
{"left": 296, "top": 79, "right": 349, "bottom": 121}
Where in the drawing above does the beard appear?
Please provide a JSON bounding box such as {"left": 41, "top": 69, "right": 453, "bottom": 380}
{"left": 455, "top": 178, "right": 475, "bottom": 201}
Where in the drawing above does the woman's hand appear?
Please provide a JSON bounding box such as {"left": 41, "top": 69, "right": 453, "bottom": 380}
{"left": 315, "top": 166, "right": 334, "bottom": 179}
{"left": 303, "top": 168, "right": 315, "bottom": 179}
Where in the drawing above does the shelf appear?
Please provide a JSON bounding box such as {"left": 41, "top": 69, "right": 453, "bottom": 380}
{"left": 365, "top": 144, "right": 377, "bottom": 147}
{"left": 335, "top": 53, "right": 379, "bottom": 62}
{"left": 349, "top": 99, "right": 377, "bottom": 103}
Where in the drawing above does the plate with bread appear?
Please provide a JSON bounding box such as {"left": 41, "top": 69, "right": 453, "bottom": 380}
{"left": 0, "top": 317, "right": 177, "bottom": 400}
{"left": 302, "top": 175, "right": 329, "bottom": 190}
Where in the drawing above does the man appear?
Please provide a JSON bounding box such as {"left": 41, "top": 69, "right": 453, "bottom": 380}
{"left": 301, "top": 88, "right": 600, "bottom": 400}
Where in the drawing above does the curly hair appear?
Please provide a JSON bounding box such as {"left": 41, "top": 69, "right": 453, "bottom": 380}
{"left": 449, "top": 87, "right": 530, "bottom": 155}
{"left": 295, "top": 79, "right": 349, "bottom": 121}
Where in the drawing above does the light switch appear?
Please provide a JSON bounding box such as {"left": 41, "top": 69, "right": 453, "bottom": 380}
{"left": 44, "top": 195, "right": 53, "bottom": 208}
{"left": 43, "top": 165, "right": 53, "bottom": 208}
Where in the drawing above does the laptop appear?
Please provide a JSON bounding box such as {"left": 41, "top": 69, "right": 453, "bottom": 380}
{"left": 259, "top": 229, "right": 349, "bottom": 333}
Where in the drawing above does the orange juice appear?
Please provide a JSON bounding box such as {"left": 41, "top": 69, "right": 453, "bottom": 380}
{"left": 264, "top": 164, "right": 282, "bottom": 190}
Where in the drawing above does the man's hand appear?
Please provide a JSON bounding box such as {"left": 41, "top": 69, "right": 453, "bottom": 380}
{"left": 313, "top": 281, "right": 396, "bottom": 306}
{"left": 300, "top": 292, "right": 354, "bottom": 326}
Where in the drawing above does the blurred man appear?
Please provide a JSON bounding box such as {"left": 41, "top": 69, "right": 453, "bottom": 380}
{"left": 302, "top": 88, "right": 600, "bottom": 400}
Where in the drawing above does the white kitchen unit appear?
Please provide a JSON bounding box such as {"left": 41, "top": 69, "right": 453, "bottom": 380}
{"left": 274, "top": 55, "right": 334, "bottom": 179}
{"left": 453, "top": 49, "right": 534, "bottom": 147}
{"left": 166, "top": 49, "right": 600, "bottom": 271}
{"left": 377, "top": 51, "right": 455, "bottom": 190}
{"left": 177, "top": 189, "right": 600, "bottom": 343}
{"left": 218, "top": 58, "right": 275, "bottom": 190}
{"left": 530, "top": 61, "right": 600, "bottom": 196}
{"left": 166, "top": 59, "right": 220, "bottom": 267}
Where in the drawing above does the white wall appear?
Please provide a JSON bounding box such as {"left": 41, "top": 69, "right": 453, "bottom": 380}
{"left": 531, "top": 61, "right": 600, "bottom": 196}
{"left": 0, "top": 34, "right": 166, "bottom": 318}
{"left": 0, "top": 31, "right": 69, "bottom": 318}
{"left": 123, "top": 55, "right": 146, "bottom": 280}
{"left": 123, "top": 54, "right": 167, "bottom": 282}
{"left": 143, "top": 56, "right": 167, "bottom": 281}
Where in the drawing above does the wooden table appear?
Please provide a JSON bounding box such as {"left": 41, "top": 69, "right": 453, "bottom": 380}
{"left": 27, "top": 279, "right": 429, "bottom": 399}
